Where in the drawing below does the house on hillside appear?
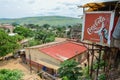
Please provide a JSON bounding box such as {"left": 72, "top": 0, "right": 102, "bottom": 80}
{"left": 0, "top": 24, "right": 14, "bottom": 33}
{"left": 25, "top": 41, "right": 87, "bottom": 75}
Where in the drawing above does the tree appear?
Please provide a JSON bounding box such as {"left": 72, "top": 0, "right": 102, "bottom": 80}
{"left": 28, "top": 39, "right": 40, "bottom": 46}
{"left": 12, "top": 22, "right": 19, "bottom": 26}
{"left": 14, "top": 26, "right": 34, "bottom": 37}
{"left": 34, "top": 30, "right": 55, "bottom": 43}
{"left": 0, "top": 29, "right": 19, "bottom": 57}
{"left": 0, "top": 69, "right": 23, "bottom": 80}
{"left": 42, "top": 24, "right": 50, "bottom": 30}
{"left": 25, "top": 24, "right": 40, "bottom": 29}
{"left": 58, "top": 59, "right": 83, "bottom": 80}
{"left": 13, "top": 34, "right": 24, "bottom": 42}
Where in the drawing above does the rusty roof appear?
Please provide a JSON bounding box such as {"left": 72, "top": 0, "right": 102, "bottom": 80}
{"left": 79, "top": 1, "right": 120, "bottom": 12}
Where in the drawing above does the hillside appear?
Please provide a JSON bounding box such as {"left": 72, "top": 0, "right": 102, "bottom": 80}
{"left": 0, "top": 16, "right": 82, "bottom": 26}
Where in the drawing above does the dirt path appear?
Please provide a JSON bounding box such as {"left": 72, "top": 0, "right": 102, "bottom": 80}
{"left": 0, "top": 58, "right": 42, "bottom": 80}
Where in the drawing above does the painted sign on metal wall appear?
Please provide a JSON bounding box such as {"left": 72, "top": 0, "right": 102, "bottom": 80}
{"left": 81, "top": 11, "right": 115, "bottom": 45}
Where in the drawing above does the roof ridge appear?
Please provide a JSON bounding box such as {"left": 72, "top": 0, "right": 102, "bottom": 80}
{"left": 26, "top": 40, "right": 66, "bottom": 49}
{"left": 39, "top": 41, "right": 67, "bottom": 49}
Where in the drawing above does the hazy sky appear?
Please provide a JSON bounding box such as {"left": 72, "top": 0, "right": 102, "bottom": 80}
{"left": 0, "top": 0, "right": 116, "bottom": 18}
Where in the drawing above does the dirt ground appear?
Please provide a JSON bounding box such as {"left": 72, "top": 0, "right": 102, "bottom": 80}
{"left": 0, "top": 58, "right": 42, "bottom": 80}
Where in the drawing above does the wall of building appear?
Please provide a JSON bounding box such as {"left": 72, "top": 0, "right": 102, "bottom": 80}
{"left": 70, "top": 52, "right": 87, "bottom": 63}
{"left": 25, "top": 48, "right": 61, "bottom": 68}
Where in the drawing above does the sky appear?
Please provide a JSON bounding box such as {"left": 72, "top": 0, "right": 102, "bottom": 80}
{"left": 0, "top": 0, "right": 116, "bottom": 18}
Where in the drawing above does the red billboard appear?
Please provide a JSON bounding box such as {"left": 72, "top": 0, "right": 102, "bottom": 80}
{"left": 81, "top": 11, "right": 115, "bottom": 45}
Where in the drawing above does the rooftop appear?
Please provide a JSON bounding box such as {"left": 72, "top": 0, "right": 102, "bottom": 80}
{"left": 79, "top": 1, "right": 120, "bottom": 12}
{"left": 39, "top": 41, "right": 87, "bottom": 61}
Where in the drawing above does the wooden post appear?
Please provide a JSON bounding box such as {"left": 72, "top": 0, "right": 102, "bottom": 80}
{"left": 96, "top": 46, "right": 102, "bottom": 79}
{"left": 90, "top": 43, "right": 94, "bottom": 78}
{"left": 37, "top": 63, "right": 39, "bottom": 72}
{"left": 29, "top": 49, "right": 32, "bottom": 74}
{"left": 103, "top": 46, "right": 109, "bottom": 72}
{"left": 83, "top": 7, "right": 85, "bottom": 14}
{"left": 103, "top": 49, "right": 106, "bottom": 72}
{"left": 104, "top": 47, "right": 111, "bottom": 79}
{"left": 87, "top": 50, "right": 90, "bottom": 75}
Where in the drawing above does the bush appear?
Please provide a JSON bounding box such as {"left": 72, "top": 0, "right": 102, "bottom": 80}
{"left": 98, "top": 73, "right": 106, "bottom": 80}
{"left": 0, "top": 69, "right": 23, "bottom": 80}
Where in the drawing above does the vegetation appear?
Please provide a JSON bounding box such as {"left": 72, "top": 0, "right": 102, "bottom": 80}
{"left": 12, "top": 22, "right": 82, "bottom": 46}
{"left": 34, "top": 30, "right": 55, "bottom": 44}
{"left": 98, "top": 73, "right": 106, "bottom": 80}
{"left": 93, "top": 60, "right": 106, "bottom": 70}
{"left": 58, "top": 59, "right": 107, "bottom": 80}
{"left": 0, "top": 29, "right": 19, "bottom": 57}
{"left": 28, "top": 39, "right": 40, "bottom": 46}
{"left": 58, "top": 59, "right": 83, "bottom": 80}
{"left": 0, "top": 69, "right": 23, "bottom": 80}
{"left": 82, "top": 59, "right": 107, "bottom": 80}
{"left": 82, "top": 66, "right": 91, "bottom": 80}
{"left": 13, "top": 34, "right": 24, "bottom": 42}
{"left": 14, "top": 26, "right": 34, "bottom": 37}
{"left": 13, "top": 23, "right": 59, "bottom": 46}
{"left": 0, "top": 16, "right": 82, "bottom": 26}
{"left": 55, "top": 27, "right": 66, "bottom": 37}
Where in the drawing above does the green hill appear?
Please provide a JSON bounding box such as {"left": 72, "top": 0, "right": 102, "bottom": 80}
{"left": 0, "top": 16, "right": 82, "bottom": 26}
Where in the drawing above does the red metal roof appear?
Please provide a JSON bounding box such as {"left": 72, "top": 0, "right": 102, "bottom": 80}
{"left": 39, "top": 41, "right": 87, "bottom": 61}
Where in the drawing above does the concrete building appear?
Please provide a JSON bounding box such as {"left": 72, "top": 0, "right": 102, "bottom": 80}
{"left": 25, "top": 41, "right": 87, "bottom": 74}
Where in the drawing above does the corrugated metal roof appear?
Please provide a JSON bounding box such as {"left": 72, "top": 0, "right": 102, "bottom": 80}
{"left": 39, "top": 41, "right": 87, "bottom": 61}
{"left": 79, "top": 1, "right": 120, "bottom": 12}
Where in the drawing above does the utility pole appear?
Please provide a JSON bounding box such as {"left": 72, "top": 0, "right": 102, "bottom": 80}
{"left": 29, "top": 49, "right": 32, "bottom": 74}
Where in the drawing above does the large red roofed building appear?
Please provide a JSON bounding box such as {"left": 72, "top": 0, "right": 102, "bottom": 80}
{"left": 39, "top": 41, "right": 87, "bottom": 61}
{"left": 25, "top": 40, "right": 87, "bottom": 74}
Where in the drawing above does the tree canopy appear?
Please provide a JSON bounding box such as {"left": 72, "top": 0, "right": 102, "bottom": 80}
{"left": 34, "top": 30, "right": 55, "bottom": 43}
{"left": 58, "top": 59, "right": 83, "bottom": 80}
{"left": 14, "top": 26, "right": 34, "bottom": 37}
{"left": 0, "top": 29, "right": 19, "bottom": 57}
{"left": 0, "top": 69, "right": 23, "bottom": 80}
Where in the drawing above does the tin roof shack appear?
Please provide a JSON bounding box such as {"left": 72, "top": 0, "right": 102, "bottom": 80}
{"left": 25, "top": 41, "right": 87, "bottom": 74}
